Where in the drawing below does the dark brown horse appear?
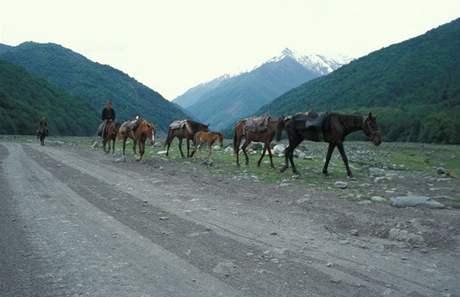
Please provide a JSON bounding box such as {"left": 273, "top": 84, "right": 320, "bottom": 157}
{"left": 118, "top": 118, "right": 156, "bottom": 161}
{"left": 190, "top": 131, "right": 224, "bottom": 159}
{"left": 165, "top": 120, "right": 208, "bottom": 158}
{"left": 36, "top": 117, "right": 48, "bottom": 146}
{"left": 102, "top": 120, "right": 121, "bottom": 154}
{"left": 277, "top": 112, "right": 382, "bottom": 177}
{"left": 233, "top": 117, "right": 282, "bottom": 168}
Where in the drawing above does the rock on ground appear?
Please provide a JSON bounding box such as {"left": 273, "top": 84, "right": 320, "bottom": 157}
{"left": 390, "top": 196, "right": 445, "bottom": 209}
{"left": 273, "top": 144, "right": 286, "bottom": 155}
{"left": 334, "top": 181, "right": 348, "bottom": 189}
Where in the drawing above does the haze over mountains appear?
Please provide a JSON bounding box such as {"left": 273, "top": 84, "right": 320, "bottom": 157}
{"left": 174, "top": 48, "right": 349, "bottom": 130}
{"left": 0, "top": 42, "right": 189, "bottom": 133}
{"left": 258, "top": 18, "right": 460, "bottom": 143}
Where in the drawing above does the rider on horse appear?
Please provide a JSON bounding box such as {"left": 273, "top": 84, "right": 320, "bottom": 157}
{"left": 100, "top": 100, "right": 116, "bottom": 136}
{"left": 93, "top": 100, "right": 116, "bottom": 148}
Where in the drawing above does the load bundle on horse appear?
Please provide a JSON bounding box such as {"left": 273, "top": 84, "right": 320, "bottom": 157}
{"left": 165, "top": 119, "right": 208, "bottom": 158}
{"left": 244, "top": 115, "right": 271, "bottom": 133}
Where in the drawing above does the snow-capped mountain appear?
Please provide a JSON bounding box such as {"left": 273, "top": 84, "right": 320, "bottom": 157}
{"left": 174, "top": 48, "right": 350, "bottom": 130}
{"left": 265, "top": 48, "right": 351, "bottom": 75}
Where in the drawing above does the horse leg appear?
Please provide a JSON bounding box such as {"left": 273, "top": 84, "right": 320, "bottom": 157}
{"left": 256, "top": 145, "right": 267, "bottom": 167}
{"left": 322, "top": 143, "right": 335, "bottom": 176}
{"left": 166, "top": 137, "right": 172, "bottom": 156}
{"left": 267, "top": 143, "right": 275, "bottom": 169}
{"left": 235, "top": 136, "right": 241, "bottom": 167}
{"left": 287, "top": 138, "right": 302, "bottom": 175}
{"left": 186, "top": 138, "right": 191, "bottom": 158}
{"left": 133, "top": 139, "right": 137, "bottom": 155}
{"left": 337, "top": 142, "right": 352, "bottom": 177}
{"left": 241, "top": 139, "right": 250, "bottom": 166}
{"left": 122, "top": 137, "right": 127, "bottom": 160}
{"left": 207, "top": 144, "right": 212, "bottom": 159}
{"left": 137, "top": 140, "right": 144, "bottom": 161}
{"left": 178, "top": 138, "right": 185, "bottom": 158}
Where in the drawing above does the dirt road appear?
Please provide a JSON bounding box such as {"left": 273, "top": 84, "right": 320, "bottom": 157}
{"left": 1, "top": 142, "right": 459, "bottom": 297}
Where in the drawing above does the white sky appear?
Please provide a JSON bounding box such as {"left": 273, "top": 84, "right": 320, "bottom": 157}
{"left": 1, "top": 0, "right": 459, "bottom": 99}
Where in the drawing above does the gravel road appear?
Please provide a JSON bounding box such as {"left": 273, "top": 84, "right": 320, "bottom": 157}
{"left": 1, "top": 142, "right": 459, "bottom": 297}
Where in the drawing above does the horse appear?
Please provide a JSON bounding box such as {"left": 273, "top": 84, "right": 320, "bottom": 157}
{"left": 36, "top": 117, "right": 48, "bottom": 146}
{"left": 190, "top": 131, "right": 224, "bottom": 159}
{"left": 102, "top": 120, "right": 121, "bottom": 154}
{"left": 276, "top": 112, "right": 382, "bottom": 177}
{"left": 233, "top": 116, "right": 282, "bottom": 168}
{"left": 118, "top": 118, "right": 156, "bottom": 161}
{"left": 165, "top": 120, "right": 208, "bottom": 158}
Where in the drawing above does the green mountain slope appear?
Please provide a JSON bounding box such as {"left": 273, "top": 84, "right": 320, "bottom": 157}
{"left": 0, "top": 42, "right": 188, "bottom": 131}
{"left": 0, "top": 59, "right": 98, "bottom": 135}
{"left": 258, "top": 18, "right": 460, "bottom": 144}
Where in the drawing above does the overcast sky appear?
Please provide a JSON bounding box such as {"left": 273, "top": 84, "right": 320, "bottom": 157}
{"left": 1, "top": 0, "right": 459, "bottom": 99}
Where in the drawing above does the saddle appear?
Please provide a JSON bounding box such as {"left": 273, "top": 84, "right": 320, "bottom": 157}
{"left": 244, "top": 115, "right": 271, "bottom": 133}
{"left": 126, "top": 116, "right": 141, "bottom": 133}
{"left": 293, "top": 112, "right": 328, "bottom": 130}
{"left": 169, "top": 119, "right": 188, "bottom": 130}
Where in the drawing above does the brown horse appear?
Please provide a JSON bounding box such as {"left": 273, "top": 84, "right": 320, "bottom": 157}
{"left": 118, "top": 118, "right": 156, "bottom": 161}
{"left": 277, "top": 112, "right": 382, "bottom": 177}
{"left": 165, "top": 120, "right": 208, "bottom": 158}
{"left": 36, "top": 117, "right": 48, "bottom": 146}
{"left": 190, "top": 131, "right": 224, "bottom": 159}
{"left": 233, "top": 116, "right": 282, "bottom": 168}
{"left": 102, "top": 120, "right": 121, "bottom": 154}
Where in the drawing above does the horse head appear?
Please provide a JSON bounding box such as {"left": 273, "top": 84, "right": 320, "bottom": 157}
{"left": 363, "top": 113, "right": 382, "bottom": 146}
{"left": 143, "top": 120, "right": 156, "bottom": 146}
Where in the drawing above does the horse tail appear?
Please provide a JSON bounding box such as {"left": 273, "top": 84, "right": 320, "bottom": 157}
{"left": 164, "top": 128, "right": 173, "bottom": 147}
{"left": 233, "top": 124, "right": 239, "bottom": 153}
{"left": 276, "top": 117, "right": 285, "bottom": 142}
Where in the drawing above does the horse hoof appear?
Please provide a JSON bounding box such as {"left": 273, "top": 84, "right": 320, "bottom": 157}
{"left": 293, "top": 170, "right": 300, "bottom": 176}
{"left": 280, "top": 166, "right": 287, "bottom": 173}
{"left": 323, "top": 171, "right": 329, "bottom": 177}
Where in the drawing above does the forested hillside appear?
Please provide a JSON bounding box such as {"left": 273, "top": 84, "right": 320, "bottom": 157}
{"left": 0, "top": 42, "right": 189, "bottom": 131}
{"left": 0, "top": 59, "right": 98, "bottom": 135}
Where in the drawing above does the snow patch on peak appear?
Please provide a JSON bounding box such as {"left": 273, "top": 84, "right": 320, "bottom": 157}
{"left": 267, "top": 48, "right": 351, "bottom": 75}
